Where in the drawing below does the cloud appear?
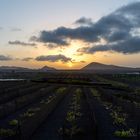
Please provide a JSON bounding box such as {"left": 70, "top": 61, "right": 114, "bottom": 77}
{"left": 72, "top": 60, "right": 86, "bottom": 64}
{"left": 78, "top": 2, "right": 140, "bottom": 54}
{"left": 75, "top": 17, "right": 93, "bottom": 26}
{"left": 8, "top": 40, "right": 36, "bottom": 47}
{"left": 0, "top": 55, "right": 13, "bottom": 61}
{"left": 84, "top": 37, "right": 140, "bottom": 54}
{"left": 30, "top": 31, "right": 69, "bottom": 46}
{"left": 31, "top": 26, "right": 99, "bottom": 46}
{"left": 35, "top": 54, "right": 72, "bottom": 63}
{"left": 0, "top": 27, "right": 3, "bottom": 30}
{"left": 31, "top": 2, "right": 140, "bottom": 54}
{"left": 22, "top": 57, "right": 33, "bottom": 61}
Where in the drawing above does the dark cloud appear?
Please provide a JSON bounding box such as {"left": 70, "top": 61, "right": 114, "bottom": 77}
{"left": 80, "top": 37, "right": 140, "bottom": 54}
{"left": 0, "top": 55, "right": 13, "bottom": 61}
{"left": 31, "top": 2, "right": 140, "bottom": 54}
{"left": 30, "top": 31, "right": 69, "bottom": 46}
{"left": 75, "top": 17, "right": 93, "bottom": 26}
{"left": 77, "top": 2, "right": 140, "bottom": 54}
{"left": 22, "top": 57, "right": 33, "bottom": 61}
{"left": 8, "top": 40, "right": 36, "bottom": 47}
{"left": 35, "top": 54, "right": 72, "bottom": 63}
{"left": 31, "top": 26, "right": 100, "bottom": 45}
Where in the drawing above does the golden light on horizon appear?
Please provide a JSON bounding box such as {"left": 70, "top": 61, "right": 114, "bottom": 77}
{"left": 2, "top": 37, "right": 140, "bottom": 69}
{"left": 61, "top": 40, "right": 85, "bottom": 58}
{"left": 68, "top": 62, "right": 73, "bottom": 68}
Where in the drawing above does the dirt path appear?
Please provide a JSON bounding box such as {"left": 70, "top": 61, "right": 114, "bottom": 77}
{"left": 83, "top": 87, "right": 121, "bottom": 140}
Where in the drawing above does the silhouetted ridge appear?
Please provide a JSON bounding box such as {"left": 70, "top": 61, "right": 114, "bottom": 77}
{"left": 81, "top": 62, "right": 140, "bottom": 72}
{"left": 40, "top": 66, "right": 56, "bottom": 71}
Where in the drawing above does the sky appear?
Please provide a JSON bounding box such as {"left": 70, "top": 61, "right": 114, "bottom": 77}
{"left": 0, "top": 0, "right": 140, "bottom": 69}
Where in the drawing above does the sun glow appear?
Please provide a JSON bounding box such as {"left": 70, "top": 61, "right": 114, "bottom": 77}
{"left": 61, "top": 41, "right": 85, "bottom": 58}
{"left": 68, "top": 62, "right": 73, "bottom": 68}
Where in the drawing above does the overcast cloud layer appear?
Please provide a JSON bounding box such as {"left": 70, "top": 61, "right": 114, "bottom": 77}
{"left": 31, "top": 2, "right": 140, "bottom": 54}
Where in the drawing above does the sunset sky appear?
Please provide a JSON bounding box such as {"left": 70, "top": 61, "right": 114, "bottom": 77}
{"left": 0, "top": 0, "right": 140, "bottom": 69}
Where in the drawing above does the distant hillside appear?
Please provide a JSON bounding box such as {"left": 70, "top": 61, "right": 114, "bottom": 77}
{"left": 81, "top": 62, "right": 140, "bottom": 73}
{"left": 39, "top": 66, "right": 56, "bottom": 71}
{"left": 0, "top": 66, "right": 32, "bottom": 72}
{"left": 0, "top": 65, "right": 56, "bottom": 72}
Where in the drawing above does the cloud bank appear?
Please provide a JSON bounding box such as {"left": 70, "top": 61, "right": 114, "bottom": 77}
{"left": 35, "top": 54, "right": 72, "bottom": 62}
{"left": 31, "top": 2, "right": 140, "bottom": 54}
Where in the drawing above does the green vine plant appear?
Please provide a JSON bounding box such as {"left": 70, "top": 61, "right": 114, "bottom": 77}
{"left": 114, "top": 129, "right": 135, "bottom": 138}
{"left": 64, "top": 88, "right": 83, "bottom": 138}
{"left": 110, "top": 111, "right": 126, "bottom": 126}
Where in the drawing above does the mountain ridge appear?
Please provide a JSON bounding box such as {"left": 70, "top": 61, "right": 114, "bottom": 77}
{"left": 81, "top": 62, "right": 140, "bottom": 72}
{"left": 0, "top": 62, "right": 140, "bottom": 73}
{"left": 0, "top": 65, "right": 56, "bottom": 72}
{"left": 39, "top": 65, "right": 56, "bottom": 71}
